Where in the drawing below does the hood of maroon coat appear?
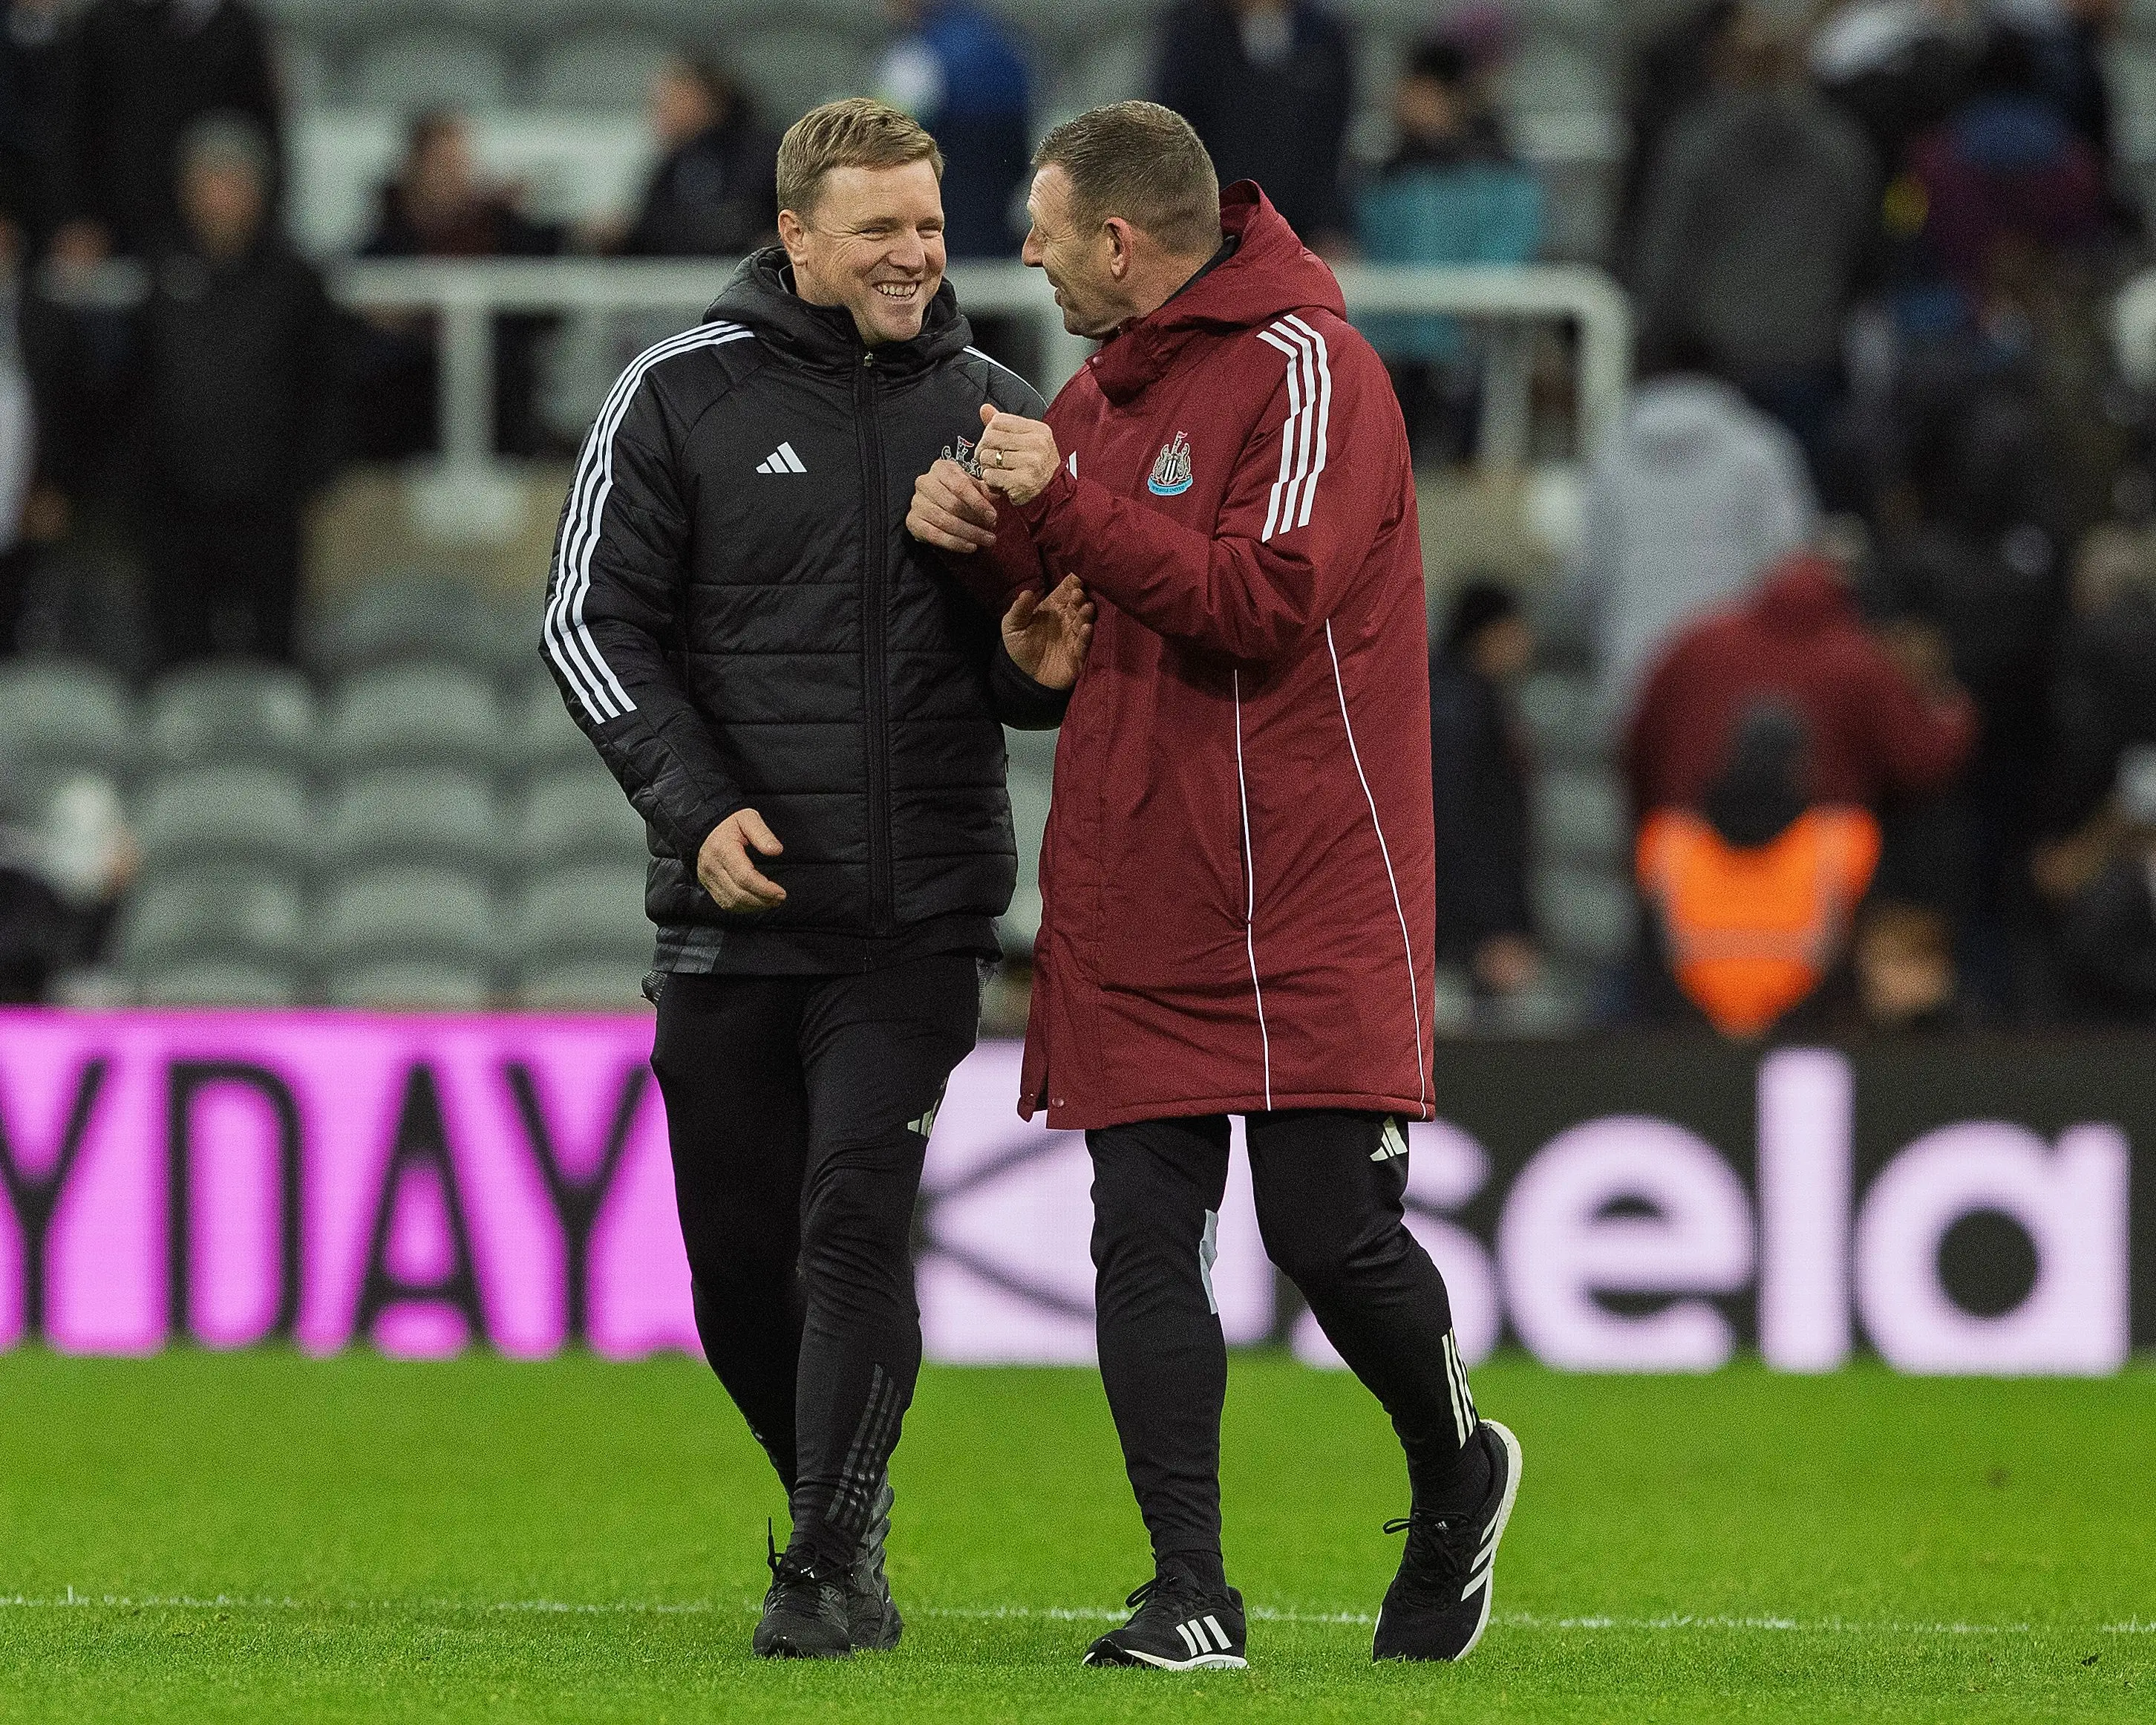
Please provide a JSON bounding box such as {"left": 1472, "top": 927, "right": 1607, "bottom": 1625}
{"left": 1086, "top": 182, "right": 1346, "bottom": 405}
{"left": 1751, "top": 550, "right": 1858, "bottom": 635}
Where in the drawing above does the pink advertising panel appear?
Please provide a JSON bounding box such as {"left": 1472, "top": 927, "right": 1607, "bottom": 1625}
{"left": 0, "top": 1015, "right": 2143, "bottom": 1372}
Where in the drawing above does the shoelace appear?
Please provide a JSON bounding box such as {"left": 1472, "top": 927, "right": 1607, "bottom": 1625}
{"left": 765, "top": 1520, "right": 830, "bottom": 1594}
{"left": 1384, "top": 1510, "right": 1471, "bottom": 1594}
{"left": 1120, "top": 1568, "right": 1228, "bottom": 1617}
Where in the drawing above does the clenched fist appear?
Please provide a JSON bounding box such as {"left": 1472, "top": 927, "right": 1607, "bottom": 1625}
{"left": 973, "top": 402, "right": 1060, "bottom": 507}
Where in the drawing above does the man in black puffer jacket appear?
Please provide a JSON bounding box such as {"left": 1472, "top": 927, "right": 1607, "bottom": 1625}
{"left": 540, "top": 100, "right": 1091, "bottom": 1660}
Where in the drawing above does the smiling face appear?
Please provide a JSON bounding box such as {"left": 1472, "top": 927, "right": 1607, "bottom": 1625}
{"left": 779, "top": 160, "right": 947, "bottom": 348}
{"left": 1021, "top": 164, "right": 1127, "bottom": 339}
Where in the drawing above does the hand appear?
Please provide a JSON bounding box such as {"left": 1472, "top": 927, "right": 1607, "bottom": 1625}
{"left": 697, "top": 809, "right": 786, "bottom": 912}
{"left": 1004, "top": 574, "right": 1095, "bottom": 690}
{"left": 973, "top": 402, "right": 1060, "bottom": 507}
{"left": 906, "top": 456, "right": 999, "bottom": 554}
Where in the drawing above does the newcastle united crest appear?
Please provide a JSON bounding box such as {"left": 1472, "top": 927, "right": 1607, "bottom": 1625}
{"left": 1147, "top": 431, "right": 1194, "bottom": 497}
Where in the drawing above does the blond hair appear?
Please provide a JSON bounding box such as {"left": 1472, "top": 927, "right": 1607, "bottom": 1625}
{"left": 777, "top": 97, "right": 944, "bottom": 219}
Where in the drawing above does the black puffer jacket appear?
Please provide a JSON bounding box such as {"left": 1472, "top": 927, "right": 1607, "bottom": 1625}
{"left": 541, "top": 250, "right": 1059, "bottom": 974}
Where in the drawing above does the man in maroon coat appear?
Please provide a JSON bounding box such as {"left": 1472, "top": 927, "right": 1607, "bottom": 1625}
{"left": 907, "top": 101, "right": 1520, "bottom": 1670}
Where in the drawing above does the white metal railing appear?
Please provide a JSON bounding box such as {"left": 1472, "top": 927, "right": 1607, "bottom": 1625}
{"left": 333, "top": 258, "right": 1632, "bottom": 473}
{"left": 2114, "top": 268, "right": 2156, "bottom": 388}
{"left": 34, "top": 255, "right": 1631, "bottom": 489}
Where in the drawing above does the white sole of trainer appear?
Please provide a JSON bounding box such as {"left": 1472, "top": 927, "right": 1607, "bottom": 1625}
{"left": 1452, "top": 1418, "right": 1525, "bottom": 1663}
{"left": 1095, "top": 1649, "right": 1248, "bottom": 1672}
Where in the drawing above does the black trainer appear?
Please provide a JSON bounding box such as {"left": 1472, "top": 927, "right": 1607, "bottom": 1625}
{"left": 753, "top": 1529, "right": 853, "bottom": 1660}
{"left": 1373, "top": 1418, "right": 1523, "bottom": 1662}
{"left": 845, "top": 1477, "right": 903, "bottom": 1652}
{"left": 1083, "top": 1568, "right": 1247, "bottom": 1671}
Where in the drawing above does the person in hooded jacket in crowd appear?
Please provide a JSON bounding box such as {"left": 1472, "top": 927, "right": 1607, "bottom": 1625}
{"left": 1568, "top": 333, "right": 1816, "bottom": 734}
{"left": 49, "top": 0, "right": 280, "bottom": 264}
{"left": 906, "top": 100, "right": 1520, "bottom": 1674}
{"left": 134, "top": 114, "right": 338, "bottom": 668}
{"left": 1627, "top": 546, "right": 1976, "bottom": 821}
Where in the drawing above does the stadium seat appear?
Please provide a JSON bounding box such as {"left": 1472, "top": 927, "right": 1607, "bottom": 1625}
{"left": 1535, "top": 767, "right": 1627, "bottom": 867}
{"left": 511, "top": 861, "right": 650, "bottom": 966}
{"left": 516, "top": 957, "right": 652, "bottom": 1010}
{"left": 731, "top": 29, "right": 878, "bottom": 128}
{"left": 321, "top": 766, "right": 504, "bottom": 874}
{"left": 133, "top": 765, "right": 316, "bottom": 875}
{"left": 316, "top": 664, "right": 506, "bottom": 775}
{"left": 117, "top": 868, "right": 310, "bottom": 971}
{"left": 529, "top": 29, "right": 674, "bottom": 108}
{"left": 308, "top": 576, "right": 503, "bottom": 679}
{"left": 145, "top": 662, "right": 316, "bottom": 772}
{"left": 1534, "top": 864, "right": 1638, "bottom": 966}
{"left": 514, "top": 767, "right": 647, "bottom": 870}
{"left": 0, "top": 659, "right": 137, "bottom": 785}
{"left": 134, "top": 958, "right": 305, "bottom": 1008}
{"left": 349, "top": 30, "right": 512, "bottom": 111}
{"left": 324, "top": 959, "right": 495, "bottom": 1011}
{"left": 320, "top": 864, "right": 502, "bottom": 971}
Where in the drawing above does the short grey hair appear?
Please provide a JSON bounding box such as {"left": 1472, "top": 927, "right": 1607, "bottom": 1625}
{"left": 1032, "top": 102, "right": 1221, "bottom": 258}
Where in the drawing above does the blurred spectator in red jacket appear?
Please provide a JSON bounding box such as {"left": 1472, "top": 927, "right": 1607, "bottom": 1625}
{"left": 1627, "top": 547, "right": 1977, "bottom": 820}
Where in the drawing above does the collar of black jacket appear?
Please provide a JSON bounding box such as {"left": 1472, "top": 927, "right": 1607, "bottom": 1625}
{"left": 705, "top": 246, "right": 973, "bottom": 378}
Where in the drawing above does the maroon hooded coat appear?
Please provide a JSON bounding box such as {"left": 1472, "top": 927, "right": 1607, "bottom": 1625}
{"left": 1624, "top": 550, "right": 1978, "bottom": 820}
{"left": 974, "top": 186, "right": 1437, "bottom": 1129}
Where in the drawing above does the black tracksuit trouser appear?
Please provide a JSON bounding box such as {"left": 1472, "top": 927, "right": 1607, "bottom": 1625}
{"left": 1087, "top": 1109, "right": 1483, "bottom": 1572}
{"left": 650, "top": 954, "right": 979, "bottom": 1568}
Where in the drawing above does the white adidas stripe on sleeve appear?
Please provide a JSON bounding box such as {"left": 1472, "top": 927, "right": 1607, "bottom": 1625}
{"left": 1252, "top": 317, "right": 1332, "bottom": 543}
{"left": 1281, "top": 314, "right": 1333, "bottom": 529}
{"left": 546, "top": 322, "right": 755, "bottom": 723}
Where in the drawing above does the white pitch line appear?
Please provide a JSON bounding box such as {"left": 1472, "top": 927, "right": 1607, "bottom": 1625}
{"left": 0, "top": 1595, "right": 2146, "bottom": 1636}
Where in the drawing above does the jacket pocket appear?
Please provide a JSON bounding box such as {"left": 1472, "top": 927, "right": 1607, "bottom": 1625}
{"left": 1094, "top": 772, "right": 1250, "bottom": 994}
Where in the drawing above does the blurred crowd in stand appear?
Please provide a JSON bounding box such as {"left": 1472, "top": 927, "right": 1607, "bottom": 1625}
{"left": 1442, "top": 0, "right": 2156, "bottom": 1036}
{"left": 2, "top": 0, "right": 2156, "bottom": 1031}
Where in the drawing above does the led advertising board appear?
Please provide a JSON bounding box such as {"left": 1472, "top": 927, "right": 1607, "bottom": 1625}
{"left": 0, "top": 1016, "right": 2146, "bottom": 1374}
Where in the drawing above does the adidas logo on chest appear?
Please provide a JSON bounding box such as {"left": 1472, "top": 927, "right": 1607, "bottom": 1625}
{"left": 756, "top": 440, "right": 808, "bottom": 475}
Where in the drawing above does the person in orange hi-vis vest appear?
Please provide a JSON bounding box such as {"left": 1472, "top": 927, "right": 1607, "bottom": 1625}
{"left": 1636, "top": 701, "right": 1881, "bottom": 1037}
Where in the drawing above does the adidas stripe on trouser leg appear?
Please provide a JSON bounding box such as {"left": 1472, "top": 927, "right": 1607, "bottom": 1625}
{"left": 1086, "top": 1109, "right": 1477, "bottom": 1568}
{"left": 650, "top": 956, "right": 981, "bottom": 1565}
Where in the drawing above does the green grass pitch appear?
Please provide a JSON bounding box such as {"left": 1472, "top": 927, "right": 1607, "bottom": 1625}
{"left": 0, "top": 1350, "right": 2149, "bottom": 1722}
